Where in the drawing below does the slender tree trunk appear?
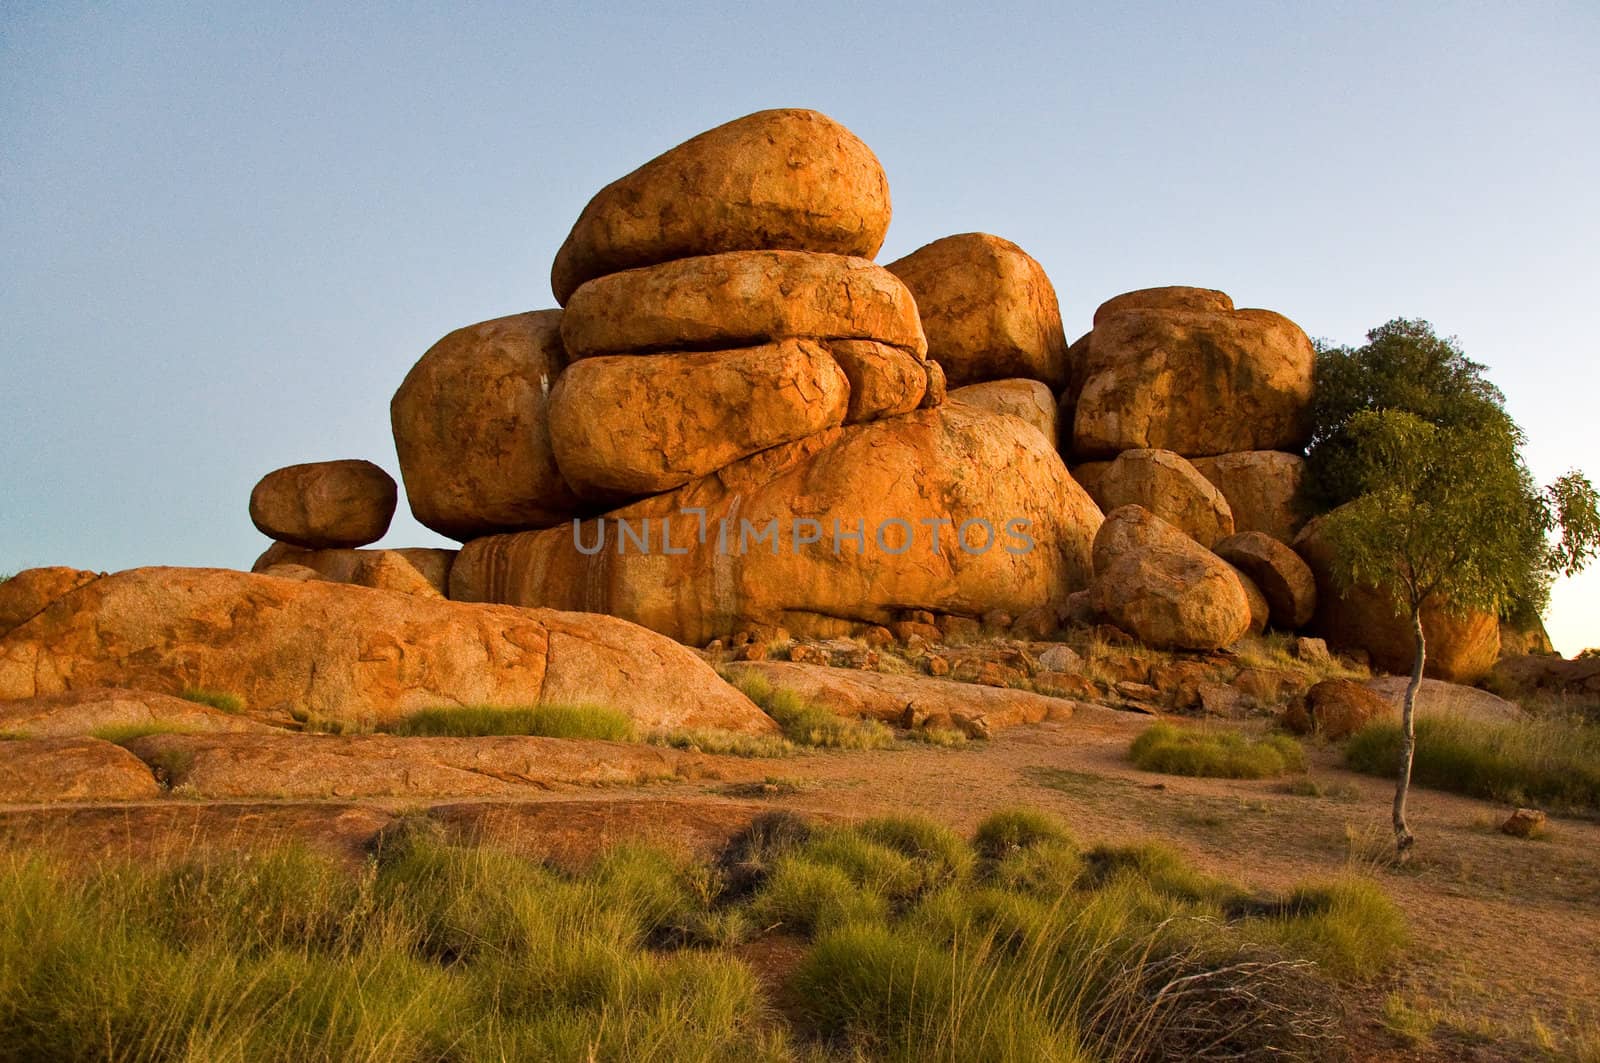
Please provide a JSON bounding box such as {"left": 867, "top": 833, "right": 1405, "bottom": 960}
{"left": 1393, "top": 608, "right": 1425, "bottom": 855}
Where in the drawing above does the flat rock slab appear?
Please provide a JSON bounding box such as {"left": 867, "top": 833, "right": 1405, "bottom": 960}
{"left": 122, "top": 733, "right": 766, "bottom": 800}
{"left": 0, "top": 687, "right": 279, "bottom": 739}
{"left": 1363, "top": 677, "right": 1523, "bottom": 724}
{"left": 0, "top": 737, "right": 160, "bottom": 802}
{"left": 720, "top": 661, "right": 1082, "bottom": 732}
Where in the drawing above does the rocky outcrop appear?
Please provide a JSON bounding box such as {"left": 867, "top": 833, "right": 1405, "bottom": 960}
{"left": 1089, "top": 506, "right": 1252, "bottom": 651}
{"left": 0, "top": 687, "right": 274, "bottom": 738}
{"left": 1214, "top": 531, "right": 1317, "bottom": 630}
{"left": 248, "top": 459, "right": 397, "bottom": 550}
{"left": 1490, "top": 654, "right": 1600, "bottom": 700}
{"left": 948, "top": 379, "right": 1057, "bottom": 443}
{"left": 0, "top": 737, "right": 160, "bottom": 802}
{"left": 1294, "top": 514, "right": 1500, "bottom": 683}
{"left": 886, "top": 233, "right": 1067, "bottom": 388}
{"left": 0, "top": 567, "right": 99, "bottom": 638}
{"left": 0, "top": 568, "right": 776, "bottom": 735}
{"left": 1363, "top": 677, "right": 1523, "bottom": 725}
{"left": 1281, "top": 679, "right": 1391, "bottom": 739}
{"left": 550, "top": 109, "right": 891, "bottom": 303}
{"left": 251, "top": 543, "right": 456, "bottom": 596}
{"left": 1188, "top": 451, "right": 1308, "bottom": 544}
{"left": 548, "top": 339, "right": 851, "bottom": 500}
{"left": 1090, "top": 449, "right": 1234, "bottom": 548}
{"left": 390, "top": 311, "right": 580, "bottom": 540}
{"left": 452, "top": 403, "right": 1101, "bottom": 644}
{"left": 560, "top": 250, "right": 925, "bottom": 359}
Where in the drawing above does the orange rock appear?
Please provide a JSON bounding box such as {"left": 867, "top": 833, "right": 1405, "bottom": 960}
{"left": 452, "top": 402, "right": 1101, "bottom": 645}
{"left": 1092, "top": 449, "right": 1234, "bottom": 548}
{"left": 1281, "top": 678, "right": 1392, "bottom": 739}
{"left": 390, "top": 311, "right": 580, "bottom": 540}
{"left": 561, "top": 250, "right": 925, "bottom": 359}
{"left": 948, "top": 379, "right": 1057, "bottom": 443}
{"left": 1228, "top": 564, "right": 1271, "bottom": 636}
{"left": 0, "top": 567, "right": 775, "bottom": 735}
{"left": 547, "top": 339, "right": 851, "bottom": 501}
{"left": 551, "top": 109, "right": 891, "bottom": 303}
{"left": 351, "top": 551, "right": 443, "bottom": 598}
{"left": 248, "top": 459, "right": 396, "bottom": 550}
{"left": 886, "top": 233, "right": 1067, "bottom": 388}
{"left": 0, "top": 737, "right": 160, "bottom": 802}
{"left": 1189, "top": 451, "right": 1309, "bottom": 544}
{"left": 251, "top": 543, "right": 456, "bottom": 596}
{"left": 1090, "top": 506, "right": 1252, "bottom": 651}
{"left": 0, "top": 566, "right": 99, "bottom": 638}
{"left": 1091, "top": 285, "right": 1234, "bottom": 327}
{"left": 0, "top": 687, "right": 274, "bottom": 738}
{"left": 828, "top": 340, "right": 930, "bottom": 422}
{"left": 1215, "top": 531, "right": 1317, "bottom": 630}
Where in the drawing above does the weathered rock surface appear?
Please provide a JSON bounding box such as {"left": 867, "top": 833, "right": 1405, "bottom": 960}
{"left": 1228, "top": 565, "right": 1270, "bottom": 636}
{"left": 1364, "top": 677, "right": 1524, "bottom": 725}
{"left": 0, "top": 567, "right": 99, "bottom": 638}
{"left": 0, "top": 568, "right": 776, "bottom": 734}
{"left": 251, "top": 543, "right": 456, "bottom": 596}
{"left": 1214, "top": 531, "right": 1317, "bottom": 630}
{"left": 1188, "top": 451, "right": 1308, "bottom": 544}
{"left": 122, "top": 733, "right": 756, "bottom": 799}
{"left": 828, "top": 340, "right": 931, "bottom": 422}
{"left": 1091, "top": 449, "right": 1234, "bottom": 548}
{"left": 1091, "top": 286, "right": 1235, "bottom": 327}
{"left": 1295, "top": 514, "right": 1501, "bottom": 683}
{"left": 0, "top": 688, "right": 276, "bottom": 738}
{"left": 0, "top": 737, "right": 160, "bottom": 802}
{"left": 350, "top": 551, "right": 444, "bottom": 598}
{"left": 885, "top": 233, "right": 1067, "bottom": 388}
{"left": 1069, "top": 461, "right": 1113, "bottom": 505}
{"left": 249, "top": 459, "right": 396, "bottom": 550}
{"left": 452, "top": 403, "right": 1101, "bottom": 644}
{"left": 1490, "top": 654, "right": 1600, "bottom": 699}
{"left": 548, "top": 339, "right": 851, "bottom": 500}
{"left": 1497, "top": 617, "right": 1556, "bottom": 659}
{"left": 1281, "top": 678, "right": 1391, "bottom": 739}
{"left": 948, "top": 379, "right": 1057, "bottom": 443}
{"left": 1089, "top": 506, "right": 1252, "bottom": 651}
{"left": 551, "top": 109, "right": 891, "bottom": 304}
{"left": 720, "top": 661, "right": 1081, "bottom": 734}
{"left": 561, "top": 250, "right": 925, "bottom": 359}
{"left": 1073, "top": 307, "right": 1315, "bottom": 458}
{"left": 390, "top": 311, "right": 580, "bottom": 540}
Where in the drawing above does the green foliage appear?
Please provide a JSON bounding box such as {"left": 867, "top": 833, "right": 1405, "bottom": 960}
{"left": 386, "top": 703, "right": 634, "bottom": 741}
{"left": 727, "top": 671, "right": 895, "bottom": 749}
{"left": 1345, "top": 714, "right": 1600, "bottom": 812}
{"left": 179, "top": 687, "right": 245, "bottom": 714}
{"left": 1129, "top": 723, "right": 1306, "bottom": 779}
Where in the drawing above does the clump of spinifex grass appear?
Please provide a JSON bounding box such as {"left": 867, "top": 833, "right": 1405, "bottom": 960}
{"left": 385, "top": 703, "right": 635, "bottom": 741}
{"left": 1130, "top": 722, "right": 1307, "bottom": 779}
{"left": 179, "top": 687, "right": 245, "bottom": 714}
{"left": 725, "top": 670, "right": 895, "bottom": 750}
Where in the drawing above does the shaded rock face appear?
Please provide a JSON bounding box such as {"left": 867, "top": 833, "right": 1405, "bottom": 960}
{"left": 1092, "top": 449, "right": 1234, "bottom": 549}
{"left": 0, "top": 568, "right": 775, "bottom": 735}
{"left": 1497, "top": 617, "right": 1556, "bottom": 658}
{"left": 390, "top": 311, "right": 580, "bottom": 541}
{"left": 1282, "top": 678, "right": 1391, "bottom": 740}
{"left": 452, "top": 403, "right": 1102, "bottom": 645}
{"left": 560, "top": 250, "right": 926, "bottom": 359}
{"left": 0, "top": 737, "right": 160, "bottom": 802}
{"left": 886, "top": 233, "right": 1067, "bottom": 389}
{"left": 948, "top": 379, "right": 1057, "bottom": 444}
{"left": 1294, "top": 514, "right": 1500, "bottom": 683}
{"left": 1214, "top": 531, "right": 1317, "bottom": 630}
{"left": 829, "top": 340, "right": 930, "bottom": 423}
{"left": 1089, "top": 506, "right": 1252, "bottom": 651}
{"left": 1490, "top": 654, "right": 1600, "bottom": 700}
{"left": 248, "top": 460, "right": 397, "bottom": 550}
{"left": 0, "top": 567, "right": 100, "bottom": 639}
{"left": 0, "top": 688, "right": 274, "bottom": 738}
{"left": 1227, "top": 565, "right": 1271, "bottom": 636}
{"left": 1188, "top": 451, "right": 1308, "bottom": 544}
{"left": 548, "top": 339, "right": 852, "bottom": 501}
{"left": 550, "top": 108, "right": 891, "bottom": 304}
{"left": 251, "top": 543, "right": 456, "bottom": 597}
{"left": 1073, "top": 305, "right": 1315, "bottom": 459}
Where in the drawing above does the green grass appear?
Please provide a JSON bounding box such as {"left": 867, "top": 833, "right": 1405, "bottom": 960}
{"left": 726, "top": 671, "right": 895, "bottom": 750}
{"left": 178, "top": 688, "right": 245, "bottom": 715}
{"left": 0, "top": 809, "right": 1406, "bottom": 1061}
{"left": 1345, "top": 713, "right": 1600, "bottom": 813}
{"left": 1130, "top": 723, "right": 1307, "bottom": 779}
{"left": 384, "top": 703, "right": 635, "bottom": 741}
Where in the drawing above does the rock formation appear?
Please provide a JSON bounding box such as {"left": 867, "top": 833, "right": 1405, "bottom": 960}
{"left": 248, "top": 459, "right": 397, "bottom": 550}
{"left": 1089, "top": 449, "right": 1234, "bottom": 549}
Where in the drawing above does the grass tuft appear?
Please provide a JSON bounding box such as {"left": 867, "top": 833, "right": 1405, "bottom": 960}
{"left": 386, "top": 703, "right": 634, "bottom": 741}
{"left": 726, "top": 672, "right": 895, "bottom": 750}
{"left": 651, "top": 728, "right": 795, "bottom": 758}
{"left": 179, "top": 688, "right": 244, "bottom": 714}
{"left": 1130, "top": 723, "right": 1306, "bottom": 779}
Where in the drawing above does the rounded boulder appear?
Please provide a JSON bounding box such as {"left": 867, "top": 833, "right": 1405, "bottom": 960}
{"left": 1214, "top": 531, "right": 1317, "bottom": 630}
{"left": 1092, "top": 449, "right": 1234, "bottom": 549}
{"left": 248, "top": 460, "right": 396, "bottom": 550}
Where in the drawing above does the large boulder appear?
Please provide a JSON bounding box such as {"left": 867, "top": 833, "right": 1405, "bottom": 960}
{"left": 0, "top": 687, "right": 274, "bottom": 738}
{"left": 948, "top": 379, "right": 1057, "bottom": 443}
{"left": 1294, "top": 514, "right": 1501, "bottom": 683}
{"left": 1089, "top": 505, "right": 1252, "bottom": 651}
{"left": 1073, "top": 305, "right": 1315, "bottom": 458}
{"left": 885, "top": 233, "right": 1067, "bottom": 388}
{"left": 1188, "top": 451, "right": 1308, "bottom": 544}
{"left": 248, "top": 459, "right": 397, "bottom": 550}
{"left": 548, "top": 339, "right": 851, "bottom": 501}
{"left": 1091, "top": 285, "right": 1233, "bottom": 327}
{"left": 1214, "top": 531, "right": 1317, "bottom": 630}
{"left": 0, "top": 737, "right": 160, "bottom": 802}
{"left": 0, "top": 567, "right": 99, "bottom": 638}
{"left": 1091, "top": 449, "right": 1234, "bottom": 548}
{"left": 0, "top": 568, "right": 776, "bottom": 735}
{"left": 560, "top": 250, "right": 926, "bottom": 359}
{"left": 251, "top": 543, "right": 456, "bottom": 596}
{"left": 451, "top": 403, "right": 1102, "bottom": 645}
{"left": 390, "top": 311, "right": 580, "bottom": 540}
{"left": 551, "top": 109, "right": 891, "bottom": 304}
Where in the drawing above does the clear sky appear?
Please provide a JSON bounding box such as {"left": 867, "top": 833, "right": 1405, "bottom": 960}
{"left": 3, "top": 2, "right": 1597, "bottom": 653}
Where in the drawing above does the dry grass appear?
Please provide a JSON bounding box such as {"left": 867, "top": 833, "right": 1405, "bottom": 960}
{"left": 384, "top": 703, "right": 634, "bottom": 741}
{"left": 1130, "top": 723, "right": 1307, "bottom": 779}
{"left": 178, "top": 688, "right": 245, "bottom": 714}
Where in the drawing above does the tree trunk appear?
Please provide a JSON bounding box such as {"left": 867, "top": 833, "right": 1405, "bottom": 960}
{"left": 1393, "top": 608, "right": 1425, "bottom": 855}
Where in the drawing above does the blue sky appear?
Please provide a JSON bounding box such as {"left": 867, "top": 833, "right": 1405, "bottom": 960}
{"left": 3, "top": 2, "right": 1597, "bottom": 652}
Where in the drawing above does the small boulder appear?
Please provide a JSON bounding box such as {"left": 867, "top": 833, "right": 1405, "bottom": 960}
{"left": 249, "top": 459, "right": 397, "bottom": 550}
{"left": 1281, "top": 678, "right": 1392, "bottom": 739}
{"left": 351, "top": 551, "right": 444, "bottom": 598}
{"left": 948, "top": 379, "right": 1057, "bottom": 443}
{"left": 1500, "top": 808, "right": 1546, "bottom": 839}
{"left": 1092, "top": 449, "right": 1234, "bottom": 548}
{"left": 0, "top": 737, "right": 160, "bottom": 802}
{"left": 251, "top": 543, "right": 456, "bottom": 596}
{"left": 0, "top": 567, "right": 99, "bottom": 638}
{"left": 828, "top": 340, "right": 930, "bottom": 422}
{"left": 1037, "top": 644, "right": 1084, "bottom": 673}
{"left": 1214, "top": 531, "right": 1317, "bottom": 630}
